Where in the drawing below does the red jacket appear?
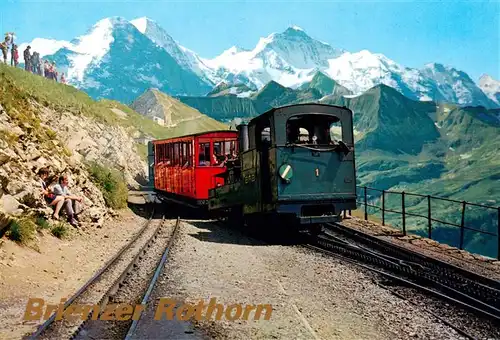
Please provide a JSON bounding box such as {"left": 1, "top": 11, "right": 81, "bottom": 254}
{"left": 13, "top": 50, "right": 19, "bottom": 61}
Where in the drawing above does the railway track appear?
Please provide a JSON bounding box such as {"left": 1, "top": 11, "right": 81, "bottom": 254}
{"left": 26, "top": 209, "right": 176, "bottom": 340}
{"left": 123, "top": 216, "right": 181, "bottom": 340}
{"left": 304, "top": 221, "right": 500, "bottom": 339}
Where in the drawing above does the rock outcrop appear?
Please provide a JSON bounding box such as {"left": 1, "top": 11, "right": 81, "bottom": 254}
{"left": 0, "top": 68, "right": 147, "bottom": 234}
{"left": 0, "top": 103, "right": 109, "bottom": 231}
{"left": 35, "top": 102, "right": 148, "bottom": 188}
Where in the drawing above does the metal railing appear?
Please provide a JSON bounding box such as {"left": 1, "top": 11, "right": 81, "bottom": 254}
{"left": 354, "top": 186, "right": 500, "bottom": 260}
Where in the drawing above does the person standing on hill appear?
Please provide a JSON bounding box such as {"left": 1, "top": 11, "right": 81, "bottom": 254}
{"left": 0, "top": 42, "right": 7, "bottom": 64}
{"left": 12, "top": 45, "right": 19, "bottom": 67}
{"left": 38, "top": 58, "right": 43, "bottom": 75}
{"left": 7, "top": 33, "right": 15, "bottom": 66}
{"left": 31, "top": 52, "right": 39, "bottom": 73}
{"left": 60, "top": 72, "right": 66, "bottom": 84}
{"left": 52, "top": 62, "right": 58, "bottom": 81}
{"left": 23, "top": 45, "right": 31, "bottom": 72}
{"left": 43, "top": 60, "right": 50, "bottom": 78}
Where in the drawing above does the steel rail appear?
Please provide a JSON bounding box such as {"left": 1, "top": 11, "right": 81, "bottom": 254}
{"left": 304, "top": 242, "right": 500, "bottom": 326}
{"left": 309, "top": 233, "right": 500, "bottom": 323}
{"left": 124, "top": 216, "right": 181, "bottom": 340}
{"left": 28, "top": 208, "right": 156, "bottom": 339}
{"left": 68, "top": 215, "right": 167, "bottom": 339}
{"left": 376, "top": 282, "right": 478, "bottom": 340}
{"left": 326, "top": 222, "right": 500, "bottom": 302}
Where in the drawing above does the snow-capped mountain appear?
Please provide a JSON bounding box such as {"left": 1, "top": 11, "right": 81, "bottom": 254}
{"left": 130, "top": 17, "right": 214, "bottom": 85}
{"left": 28, "top": 16, "right": 497, "bottom": 108}
{"left": 201, "top": 26, "right": 344, "bottom": 89}
{"left": 420, "top": 63, "right": 496, "bottom": 108}
{"left": 479, "top": 74, "right": 500, "bottom": 105}
{"left": 203, "top": 31, "right": 497, "bottom": 108}
{"left": 44, "top": 17, "right": 210, "bottom": 103}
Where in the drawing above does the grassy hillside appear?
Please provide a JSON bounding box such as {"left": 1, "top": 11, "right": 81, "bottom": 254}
{"left": 207, "top": 82, "right": 253, "bottom": 97}
{"left": 176, "top": 95, "right": 271, "bottom": 122}
{"left": 251, "top": 80, "right": 323, "bottom": 107}
{"left": 299, "top": 71, "right": 352, "bottom": 97}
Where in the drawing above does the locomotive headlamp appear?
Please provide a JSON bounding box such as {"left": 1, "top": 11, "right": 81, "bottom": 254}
{"left": 278, "top": 164, "right": 293, "bottom": 183}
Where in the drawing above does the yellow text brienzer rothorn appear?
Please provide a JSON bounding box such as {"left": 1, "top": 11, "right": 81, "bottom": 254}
{"left": 23, "top": 298, "right": 273, "bottom": 322}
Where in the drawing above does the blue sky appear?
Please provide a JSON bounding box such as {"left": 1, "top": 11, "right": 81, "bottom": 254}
{"left": 1, "top": 0, "right": 498, "bottom": 80}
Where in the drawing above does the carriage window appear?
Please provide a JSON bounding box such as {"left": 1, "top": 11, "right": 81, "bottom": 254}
{"left": 224, "top": 141, "right": 231, "bottom": 155}
{"left": 188, "top": 142, "right": 193, "bottom": 166}
{"left": 167, "top": 144, "right": 172, "bottom": 165}
{"left": 198, "top": 143, "right": 210, "bottom": 166}
{"left": 186, "top": 142, "right": 193, "bottom": 167}
{"left": 173, "top": 143, "right": 179, "bottom": 166}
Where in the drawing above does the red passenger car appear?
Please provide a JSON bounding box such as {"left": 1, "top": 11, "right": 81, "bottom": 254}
{"left": 153, "top": 130, "right": 238, "bottom": 207}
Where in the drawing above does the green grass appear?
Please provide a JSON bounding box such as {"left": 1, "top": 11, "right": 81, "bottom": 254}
{"left": 6, "top": 218, "right": 36, "bottom": 245}
{"left": 135, "top": 143, "right": 148, "bottom": 162}
{"left": 51, "top": 223, "right": 68, "bottom": 239}
{"left": 35, "top": 217, "right": 51, "bottom": 230}
{"left": 88, "top": 162, "right": 128, "bottom": 209}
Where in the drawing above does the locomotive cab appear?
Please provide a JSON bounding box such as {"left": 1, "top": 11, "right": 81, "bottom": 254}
{"left": 208, "top": 103, "right": 357, "bottom": 229}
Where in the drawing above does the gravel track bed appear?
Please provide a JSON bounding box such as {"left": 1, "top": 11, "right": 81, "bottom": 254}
{"left": 380, "top": 284, "right": 500, "bottom": 340}
{"left": 37, "top": 216, "right": 163, "bottom": 340}
{"left": 75, "top": 219, "right": 176, "bottom": 340}
{"left": 342, "top": 218, "right": 500, "bottom": 280}
{"left": 136, "top": 220, "right": 469, "bottom": 340}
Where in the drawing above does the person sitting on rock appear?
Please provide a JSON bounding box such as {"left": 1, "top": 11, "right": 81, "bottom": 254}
{"left": 52, "top": 175, "right": 83, "bottom": 227}
{"left": 38, "top": 168, "right": 65, "bottom": 219}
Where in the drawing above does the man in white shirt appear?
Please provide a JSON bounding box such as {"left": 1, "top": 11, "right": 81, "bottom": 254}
{"left": 52, "top": 175, "right": 83, "bottom": 227}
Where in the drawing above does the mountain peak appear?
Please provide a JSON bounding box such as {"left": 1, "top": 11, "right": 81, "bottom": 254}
{"left": 280, "top": 25, "right": 311, "bottom": 39}
{"left": 284, "top": 25, "right": 306, "bottom": 34}
{"left": 478, "top": 74, "right": 500, "bottom": 106}
{"left": 290, "top": 25, "right": 304, "bottom": 31}
{"left": 479, "top": 74, "right": 497, "bottom": 83}
{"left": 130, "top": 17, "right": 152, "bottom": 33}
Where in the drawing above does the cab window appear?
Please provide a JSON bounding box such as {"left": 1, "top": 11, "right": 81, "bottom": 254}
{"left": 286, "top": 114, "right": 342, "bottom": 145}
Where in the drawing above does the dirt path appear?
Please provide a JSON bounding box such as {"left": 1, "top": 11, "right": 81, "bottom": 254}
{"left": 0, "top": 209, "right": 148, "bottom": 339}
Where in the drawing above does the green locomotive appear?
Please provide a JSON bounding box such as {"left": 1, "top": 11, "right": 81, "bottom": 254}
{"left": 208, "top": 103, "right": 357, "bottom": 231}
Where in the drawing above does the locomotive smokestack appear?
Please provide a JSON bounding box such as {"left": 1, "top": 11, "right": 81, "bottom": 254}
{"left": 237, "top": 123, "right": 249, "bottom": 152}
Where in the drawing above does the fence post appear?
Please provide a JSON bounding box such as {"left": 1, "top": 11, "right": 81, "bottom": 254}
{"left": 382, "top": 190, "right": 385, "bottom": 226}
{"left": 402, "top": 191, "right": 406, "bottom": 236}
{"left": 364, "top": 186, "right": 368, "bottom": 220}
{"left": 459, "top": 201, "right": 466, "bottom": 250}
{"left": 497, "top": 207, "right": 500, "bottom": 260}
{"left": 427, "top": 195, "right": 432, "bottom": 239}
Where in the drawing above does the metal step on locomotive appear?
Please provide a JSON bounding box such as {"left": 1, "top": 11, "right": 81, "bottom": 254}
{"left": 148, "top": 103, "right": 357, "bottom": 233}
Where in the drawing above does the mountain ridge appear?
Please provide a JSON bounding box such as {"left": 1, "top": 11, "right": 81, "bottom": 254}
{"left": 22, "top": 16, "right": 497, "bottom": 108}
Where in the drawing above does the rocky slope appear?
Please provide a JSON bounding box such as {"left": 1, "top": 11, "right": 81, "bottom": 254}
{"left": 0, "top": 64, "right": 154, "bottom": 235}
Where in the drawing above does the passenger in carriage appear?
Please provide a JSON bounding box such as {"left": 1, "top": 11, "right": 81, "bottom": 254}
{"left": 198, "top": 153, "right": 209, "bottom": 166}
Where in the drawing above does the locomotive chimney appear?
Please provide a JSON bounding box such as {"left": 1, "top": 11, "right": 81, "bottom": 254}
{"left": 237, "top": 123, "right": 249, "bottom": 152}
